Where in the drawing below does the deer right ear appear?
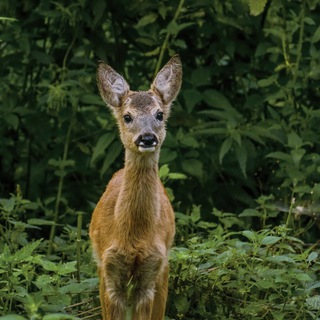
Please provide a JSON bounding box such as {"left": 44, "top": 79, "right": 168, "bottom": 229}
{"left": 97, "top": 62, "right": 129, "bottom": 108}
{"left": 151, "top": 54, "right": 182, "bottom": 105}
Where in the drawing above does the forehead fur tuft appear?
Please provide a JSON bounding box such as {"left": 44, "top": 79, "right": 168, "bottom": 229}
{"left": 125, "top": 92, "right": 160, "bottom": 110}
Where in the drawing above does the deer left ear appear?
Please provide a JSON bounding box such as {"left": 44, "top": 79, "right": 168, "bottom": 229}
{"left": 151, "top": 55, "right": 182, "bottom": 105}
{"left": 97, "top": 62, "right": 130, "bottom": 108}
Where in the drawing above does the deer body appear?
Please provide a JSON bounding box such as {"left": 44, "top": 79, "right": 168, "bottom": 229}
{"left": 89, "top": 56, "right": 182, "bottom": 319}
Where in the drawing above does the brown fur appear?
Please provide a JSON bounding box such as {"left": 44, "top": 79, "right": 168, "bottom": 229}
{"left": 89, "top": 55, "right": 182, "bottom": 319}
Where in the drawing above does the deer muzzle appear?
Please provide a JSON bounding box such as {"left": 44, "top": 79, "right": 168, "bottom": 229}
{"left": 135, "top": 133, "right": 158, "bottom": 153}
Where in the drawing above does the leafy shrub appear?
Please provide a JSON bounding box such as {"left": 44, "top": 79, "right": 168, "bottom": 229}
{"left": 0, "top": 194, "right": 98, "bottom": 318}
{"left": 169, "top": 208, "right": 320, "bottom": 320}
{"left": 1, "top": 0, "right": 320, "bottom": 318}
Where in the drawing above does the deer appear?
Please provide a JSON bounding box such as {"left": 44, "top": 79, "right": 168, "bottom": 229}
{"left": 89, "top": 55, "right": 182, "bottom": 320}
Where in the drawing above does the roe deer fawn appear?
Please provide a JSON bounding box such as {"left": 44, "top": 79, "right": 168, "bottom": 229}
{"left": 89, "top": 55, "right": 182, "bottom": 320}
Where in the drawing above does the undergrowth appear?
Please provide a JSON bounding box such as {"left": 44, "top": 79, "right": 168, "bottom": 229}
{"left": 1, "top": 0, "right": 320, "bottom": 319}
{"left": 0, "top": 187, "right": 319, "bottom": 319}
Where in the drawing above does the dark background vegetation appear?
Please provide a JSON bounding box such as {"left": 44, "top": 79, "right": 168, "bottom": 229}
{"left": 0, "top": 0, "right": 320, "bottom": 319}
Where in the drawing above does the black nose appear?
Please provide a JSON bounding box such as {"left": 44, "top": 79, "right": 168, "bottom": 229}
{"left": 135, "top": 133, "right": 158, "bottom": 147}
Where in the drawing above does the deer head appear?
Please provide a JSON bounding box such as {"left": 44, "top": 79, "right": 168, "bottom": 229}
{"left": 97, "top": 55, "right": 182, "bottom": 154}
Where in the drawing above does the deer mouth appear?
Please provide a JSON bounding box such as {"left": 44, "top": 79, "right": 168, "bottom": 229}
{"left": 138, "top": 145, "right": 156, "bottom": 153}
{"left": 135, "top": 133, "right": 158, "bottom": 153}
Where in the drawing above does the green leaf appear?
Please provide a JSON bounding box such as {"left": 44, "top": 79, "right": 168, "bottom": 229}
{"left": 203, "top": 89, "right": 233, "bottom": 110}
{"left": 0, "top": 17, "right": 18, "bottom": 22}
{"left": 266, "top": 152, "right": 291, "bottom": 162}
{"left": 91, "top": 132, "right": 116, "bottom": 167}
{"left": 271, "top": 311, "right": 285, "bottom": 320}
{"left": 199, "top": 110, "right": 233, "bottom": 122}
{"left": 175, "top": 212, "right": 191, "bottom": 225}
{"left": 307, "top": 282, "right": 320, "bottom": 291}
{"left": 306, "top": 295, "right": 320, "bottom": 310}
{"left": 166, "top": 21, "right": 194, "bottom": 36}
{"left": 191, "top": 68, "right": 211, "bottom": 86}
{"left": 0, "top": 244, "right": 11, "bottom": 264}
{"left": 257, "top": 279, "right": 274, "bottom": 289}
{"left": 27, "top": 218, "right": 55, "bottom": 226}
{"left": 40, "top": 259, "right": 58, "bottom": 272}
{"left": 193, "top": 128, "right": 227, "bottom": 136}
{"left": 274, "top": 64, "right": 287, "bottom": 72}
{"left": 43, "top": 314, "right": 76, "bottom": 320}
{"left": 248, "top": 0, "right": 268, "bottom": 16}
{"left": 264, "top": 28, "right": 285, "bottom": 40}
{"left": 159, "top": 148, "right": 177, "bottom": 163}
{"left": 168, "top": 173, "right": 187, "bottom": 180}
{"left": 159, "top": 164, "right": 170, "bottom": 179}
{"left": 311, "top": 26, "right": 320, "bottom": 43}
{"left": 296, "top": 273, "right": 313, "bottom": 282}
{"left": 219, "top": 138, "right": 233, "bottom": 164}
{"left": 242, "top": 230, "right": 256, "bottom": 241}
{"left": 11, "top": 239, "right": 42, "bottom": 263}
{"left": 80, "top": 94, "right": 105, "bottom": 105}
{"left": 5, "top": 114, "right": 19, "bottom": 130}
{"left": 180, "top": 136, "right": 199, "bottom": 148}
{"left": 144, "top": 47, "right": 160, "bottom": 57}
{"left": 258, "top": 75, "right": 277, "bottom": 87}
{"left": 59, "top": 280, "right": 97, "bottom": 295}
{"left": 235, "top": 143, "right": 247, "bottom": 178}
{"left": 261, "top": 236, "right": 281, "bottom": 246}
{"left": 182, "top": 159, "right": 203, "bottom": 180}
{"left": 56, "top": 261, "right": 77, "bottom": 275}
{"left": 307, "top": 252, "right": 318, "bottom": 262}
{"left": 266, "top": 255, "right": 295, "bottom": 263}
{"left": 136, "top": 13, "right": 157, "bottom": 28}
{"left": 100, "top": 141, "right": 123, "bottom": 177}
{"left": 304, "top": 17, "right": 315, "bottom": 25}
{"left": 190, "top": 205, "right": 201, "bottom": 222}
{"left": 312, "top": 183, "right": 320, "bottom": 200}
{"left": 239, "top": 209, "right": 262, "bottom": 217}
{"left": 309, "top": 65, "right": 320, "bottom": 79}
{"left": 32, "top": 50, "right": 52, "bottom": 64}
{"left": 174, "top": 294, "right": 189, "bottom": 314}
{"left": 92, "top": 0, "right": 106, "bottom": 27}
{"left": 183, "top": 89, "right": 203, "bottom": 112}
{"left": 291, "top": 149, "right": 306, "bottom": 167}
{"left": 0, "top": 316, "right": 27, "bottom": 320}
{"left": 287, "top": 132, "right": 303, "bottom": 148}
{"left": 35, "top": 274, "right": 54, "bottom": 289}
{"left": 0, "top": 197, "right": 16, "bottom": 212}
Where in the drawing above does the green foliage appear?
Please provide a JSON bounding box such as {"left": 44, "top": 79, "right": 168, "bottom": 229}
{"left": 0, "top": 194, "right": 97, "bottom": 318}
{"left": 1, "top": 0, "right": 320, "bottom": 318}
{"left": 169, "top": 209, "right": 320, "bottom": 320}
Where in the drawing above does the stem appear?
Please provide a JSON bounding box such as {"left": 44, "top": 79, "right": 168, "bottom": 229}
{"left": 261, "top": 206, "right": 267, "bottom": 230}
{"left": 76, "top": 212, "right": 83, "bottom": 306}
{"left": 47, "top": 34, "right": 77, "bottom": 255}
{"left": 153, "top": 0, "right": 185, "bottom": 77}
{"left": 61, "top": 35, "right": 76, "bottom": 82}
{"left": 285, "top": 192, "right": 295, "bottom": 229}
{"left": 76, "top": 212, "right": 82, "bottom": 282}
{"left": 0, "top": 225, "right": 11, "bottom": 249}
{"left": 280, "top": 0, "right": 290, "bottom": 69}
{"left": 47, "top": 109, "right": 75, "bottom": 255}
{"left": 292, "top": 1, "right": 305, "bottom": 88}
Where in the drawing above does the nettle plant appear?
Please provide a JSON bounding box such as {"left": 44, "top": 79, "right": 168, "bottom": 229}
{"left": 167, "top": 208, "right": 320, "bottom": 320}
{"left": 0, "top": 194, "right": 97, "bottom": 318}
{"left": 185, "top": 0, "right": 320, "bottom": 234}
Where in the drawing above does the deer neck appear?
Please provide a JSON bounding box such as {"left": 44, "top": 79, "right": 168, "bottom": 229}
{"left": 115, "top": 149, "right": 161, "bottom": 243}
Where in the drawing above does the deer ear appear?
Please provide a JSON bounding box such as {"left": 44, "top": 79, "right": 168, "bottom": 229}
{"left": 97, "top": 62, "right": 129, "bottom": 108}
{"left": 151, "top": 54, "right": 182, "bottom": 104}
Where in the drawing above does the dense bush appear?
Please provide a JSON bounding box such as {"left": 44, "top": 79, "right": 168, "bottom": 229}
{"left": 1, "top": 0, "right": 320, "bottom": 318}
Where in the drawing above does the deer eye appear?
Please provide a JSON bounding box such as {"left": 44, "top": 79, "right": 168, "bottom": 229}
{"left": 123, "top": 114, "right": 132, "bottom": 123}
{"left": 156, "top": 112, "right": 164, "bottom": 121}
